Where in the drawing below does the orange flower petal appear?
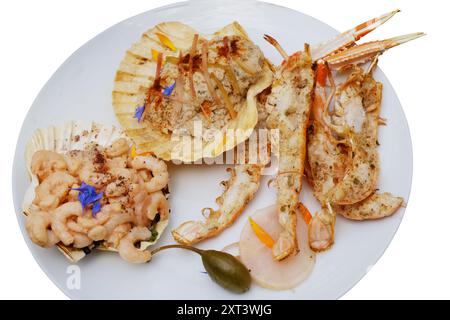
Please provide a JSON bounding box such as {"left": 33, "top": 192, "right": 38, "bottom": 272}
{"left": 249, "top": 217, "right": 275, "bottom": 248}
{"left": 151, "top": 49, "right": 160, "bottom": 62}
{"left": 156, "top": 33, "right": 176, "bottom": 52}
{"left": 298, "top": 202, "right": 312, "bottom": 225}
{"left": 130, "top": 145, "right": 137, "bottom": 158}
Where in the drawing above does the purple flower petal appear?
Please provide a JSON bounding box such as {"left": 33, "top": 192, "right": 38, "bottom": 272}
{"left": 162, "top": 81, "right": 176, "bottom": 96}
{"left": 134, "top": 106, "right": 145, "bottom": 123}
{"left": 92, "top": 201, "right": 102, "bottom": 216}
{"left": 71, "top": 182, "right": 103, "bottom": 216}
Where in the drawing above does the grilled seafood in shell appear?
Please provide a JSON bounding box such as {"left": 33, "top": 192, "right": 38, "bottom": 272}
{"left": 113, "top": 22, "right": 273, "bottom": 162}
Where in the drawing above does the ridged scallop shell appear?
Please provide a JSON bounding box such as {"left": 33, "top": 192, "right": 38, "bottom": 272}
{"left": 23, "top": 121, "right": 169, "bottom": 262}
{"left": 113, "top": 21, "right": 273, "bottom": 162}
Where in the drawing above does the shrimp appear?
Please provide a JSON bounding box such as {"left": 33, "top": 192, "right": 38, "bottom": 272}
{"left": 104, "top": 212, "right": 135, "bottom": 235}
{"left": 33, "top": 172, "right": 76, "bottom": 210}
{"left": 67, "top": 219, "right": 88, "bottom": 234}
{"left": 72, "top": 232, "right": 93, "bottom": 249}
{"left": 79, "top": 164, "right": 111, "bottom": 189}
{"left": 130, "top": 156, "right": 169, "bottom": 193}
{"left": 118, "top": 227, "right": 152, "bottom": 263}
{"left": 106, "top": 138, "right": 130, "bottom": 158}
{"left": 77, "top": 209, "right": 110, "bottom": 229}
{"left": 25, "top": 210, "right": 53, "bottom": 247}
{"left": 106, "top": 223, "right": 131, "bottom": 248}
{"left": 105, "top": 180, "right": 128, "bottom": 198}
{"left": 133, "top": 190, "right": 151, "bottom": 227}
{"left": 172, "top": 164, "right": 262, "bottom": 245}
{"left": 50, "top": 202, "right": 83, "bottom": 246}
{"left": 146, "top": 191, "right": 169, "bottom": 221}
{"left": 64, "top": 150, "right": 84, "bottom": 176}
{"left": 88, "top": 225, "right": 108, "bottom": 241}
{"left": 31, "top": 150, "right": 67, "bottom": 182}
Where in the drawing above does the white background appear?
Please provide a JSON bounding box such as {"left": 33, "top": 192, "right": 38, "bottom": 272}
{"left": 0, "top": 0, "right": 447, "bottom": 299}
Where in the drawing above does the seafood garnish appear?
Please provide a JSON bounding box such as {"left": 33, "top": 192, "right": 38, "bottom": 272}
{"left": 23, "top": 122, "right": 170, "bottom": 263}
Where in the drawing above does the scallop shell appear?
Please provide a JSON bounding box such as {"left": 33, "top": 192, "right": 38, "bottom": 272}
{"left": 22, "top": 121, "right": 170, "bottom": 262}
{"left": 113, "top": 21, "right": 273, "bottom": 162}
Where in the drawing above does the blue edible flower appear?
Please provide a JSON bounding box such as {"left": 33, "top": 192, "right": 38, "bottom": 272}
{"left": 134, "top": 105, "right": 145, "bottom": 123}
{"left": 92, "top": 200, "right": 102, "bottom": 216}
{"left": 162, "top": 81, "right": 176, "bottom": 96}
{"left": 72, "top": 182, "right": 103, "bottom": 217}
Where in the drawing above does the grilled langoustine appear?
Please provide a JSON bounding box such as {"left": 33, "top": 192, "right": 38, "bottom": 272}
{"left": 306, "top": 32, "right": 423, "bottom": 251}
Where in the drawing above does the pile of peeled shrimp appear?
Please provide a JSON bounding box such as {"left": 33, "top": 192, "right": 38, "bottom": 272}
{"left": 25, "top": 138, "right": 169, "bottom": 263}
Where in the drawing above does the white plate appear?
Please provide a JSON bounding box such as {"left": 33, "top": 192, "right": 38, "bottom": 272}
{"left": 12, "top": 0, "right": 412, "bottom": 299}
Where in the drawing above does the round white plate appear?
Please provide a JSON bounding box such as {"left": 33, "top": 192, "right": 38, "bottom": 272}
{"left": 12, "top": 0, "right": 412, "bottom": 299}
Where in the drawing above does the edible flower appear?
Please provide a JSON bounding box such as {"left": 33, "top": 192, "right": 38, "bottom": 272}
{"left": 130, "top": 144, "right": 137, "bottom": 158}
{"left": 156, "top": 32, "right": 177, "bottom": 52}
{"left": 134, "top": 105, "right": 145, "bottom": 122}
{"left": 72, "top": 182, "right": 103, "bottom": 217}
{"left": 92, "top": 200, "right": 102, "bottom": 216}
{"left": 151, "top": 49, "right": 160, "bottom": 62}
{"left": 248, "top": 217, "right": 275, "bottom": 249}
{"left": 162, "top": 82, "right": 176, "bottom": 96}
{"left": 298, "top": 202, "right": 312, "bottom": 225}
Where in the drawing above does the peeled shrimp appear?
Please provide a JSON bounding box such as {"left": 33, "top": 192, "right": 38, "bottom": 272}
{"left": 118, "top": 227, "right": 152, "bottom": 263}
{"left": 72, "top": 232, "right": 93, "bottom": 249}
{"left": 31, "top": 150, "right": 67, "bottom": 181}
{"left": 106, "top": 138, "right": 130, "bottom": 158}
{"left": 33, "top": 172, "right": 76, "bottom": 210}
{"left": 77, "top": 209, "right": 110, "bottom": 229}
{"left": 107, "top": 223, "right": 131, "bottom": 248}
{"left": 133, "top": 190, "right": 151, "bottom": 227}
{"left": 105, "top": 180, "right": 128, "bottom": 198}
{"left": 67, "top": 220, "right": 88, "bottom": 234}
{"left": 130, "top": 156, "right": 169, "bottom": 193}
{"left": 25, "top": 210, "right": 52, "bottom": 247}
{"left": 104, "top": 213, "right": 135, "bottom": 235}
{"left": 146, "top": 191, "right": 169, "bottom": 220}
{"left": 51, "top": 201, "right": 83, "bottom": 246}
{"left": 88, "top": 225, "right": 107, "bottom": 241}
{"left": 64, "top": 150, "right": 84, "bottom": 176}
{"left": 79, "top": 164, "right": 111, "bottom": 189}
